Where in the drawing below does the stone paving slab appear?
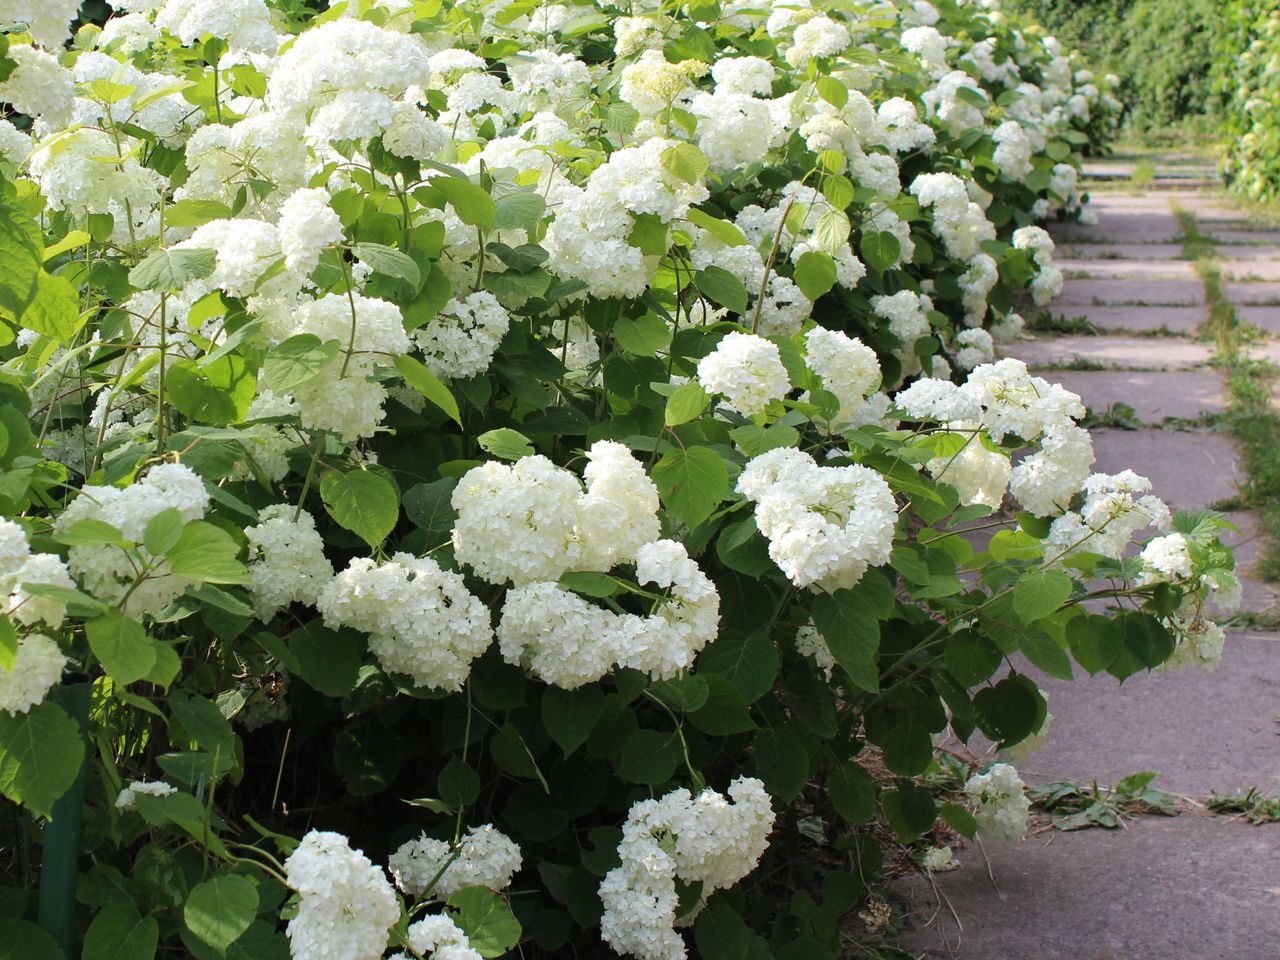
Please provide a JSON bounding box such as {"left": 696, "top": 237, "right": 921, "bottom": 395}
{"left": 1220, "top": 512, "right": 1279, "bottom": 616}
{"left": 1220, "top": 261, "right": 1280, "bottom": 282}
{"left": 1209, "top": 244, "right": 1280, "bottom": 260}
{"left": 1058, "top": 260, "right": 1198, "bottom": 280}
{"left": 1089, "top": 429, "right": 1242, "bottom": 510}
{"left": 1002, "top": 336, "right": 1212, "bottom": 371}
{"left": 1057, "top": 278, "right": 1204, "bottom": 306}
{"left": 891, "top": 815, "right": 1280, "bottom": 960}
{"left": 1043, "top": 369, "right": 1226, "bottom": 422}
{"left": 1057, "top": 243, "right": 1185, "bottom": 261}
{"left": 1206, "top": 229, "right": 1280, "bottom": 245}
{"left": 1010, "top": 633, "right": 1280, "bottom": 796}
{"left": 1237, "top": 305, "right": 1280, "bottom": 334}
{"left": 1050, "top": 215, "right": 1183, "bottom": 245}
{"left": 1225, "top": 282, "right": 1280, "bottom": 305}
{"left": 1056, "top": 305, "right": 1207, "bottom": 335}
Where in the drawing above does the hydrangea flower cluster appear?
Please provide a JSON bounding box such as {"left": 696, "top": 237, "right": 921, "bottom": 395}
{"left": 283, "top": 830, "right": 399, "bottom": 960}
{"left": 600, "top": 778, "right": 775, "bottom": 960}
{"left": 737, "top": 448, "right": 897, "bottom": 591}
{"left": 964, "top": 763, "right": 1031, "bottom": 845}
{"left": 390, "top": 824, "right": 522, "bottom": 898}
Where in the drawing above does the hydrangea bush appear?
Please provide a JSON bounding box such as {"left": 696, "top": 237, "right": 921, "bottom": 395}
{"left": 1217, "top": 2, "right": 1280, "bottom": 201}
{"left": 0, "top": 0, "right": 1237, "bottom": 958}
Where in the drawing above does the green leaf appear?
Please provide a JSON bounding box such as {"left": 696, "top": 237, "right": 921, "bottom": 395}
{"left": 321, "top": 469, "right": 399, "bottom": 548}
{"left": 0, "top": 919, "right": 64, "bottom": 960}
{"left": 685, "top": 208, "right": 747, "bottom": 246}
{"left": 168, "top": 690, "right": 234, "bottom": 751}
{"left": 556, "top": 572, "right": 618, "bottom": 598}
{"left": 627, "top": 212, "right": 669, "bottom": 256}
{"left": 752, "top": 726, "right": 808, "bottom": 801}
{"left": 660, "top": 143, "right": 709, "bottom": 184}
{"left": 879, "top": 722, "right": 932, "bottom": 776}
{"left": 541, "top": 686, "right": 605, "bottom": 757}
{"left": 828, "top": 760, "right": 876, "bottom": 824}
{"left": 1020, "top": 630, "right": 1073, "bottom": 680}
{"left": 688, "top": 676, "right": 756, "bottom": 735}
{"left": 52, "top": 518, "right": 130, "bottom": 548}
{"left": 1066, "top": 615, "right": 1121, "bottom": 675}
{"left": 86, "top": 611, "right": 156, "bottom": 686}
{"left": 617, "top": 729, "right": 682, "bottom": 785}
{"left": 973, "top": 676, "right": 1040, "bottom": 746}
{"left": 812, "top": 209, "right": 850, "bottom": 254}
{"left": 652, "top": 446, "right": 729, "bottom": 529}
{"left": 403, "top": 478, "right": 458, "bottom": 534}
{"left": 699, "top": 630, "right": 777, "bottom": 704}
{"left": 128, "top": 247, "right": 216, "bottom": 291}
{"left": 613, "top": 314, "right": 671, "bottom": 356}
{"left": 815, "top": 75, "right": 848, "bottom": 109}
{"left": 809, "top": 588, "right": 880, "bottom": 694}
{"left": 355, "top": 242, "right": 421, "bottom": 289}
{"left": 694, "top": 266, "right": 749, "bottom": 315}
{"left": 0, "top": 618, "right": 14, "bottom": 673}
{"left": 289, "top": 621, "right": 362, "bottom": 697}
{"left": 943, "top": 631, "right": 1001, "bottom": 687}
{"left": 184, "top": 875, "right": 258, "bottom": 952}
{"left": 940, "top": 801, "right": 977, "bottom": 838}
{"left": 477, "top": 428, "right": 534, "bottom": 461}
{"left": 446, "top": 887, "right": 521, "bottom": 959}
{"left": 1012, "top": 569, "right": 1073, "bottom": 624}
{"left": 166, "top": 521, "right": 250, "bottom": 585}
{"left": 263, "top": 334, "right": 340, "bottom": 393}
{"left": 19, "top": 272, "right": 84, "bottom": 343}
{"left": 83, "top": 905, "right": 158, "bottom": 960}
{"left": 664, "top": 381, "right": 707, "bottom": 426}
{"left": 438, "top": 756, "right": 481, "bottom": 808}
{"left": 165, "top": 355, "right": 257, "bottom": 425}
{"left": 792, "top": 250, "right": 837, "bottom": 301}
{"left": 694, "top": 900, "right": 749, "bottom": 960}
{"left": 164, "top": 199, "right": 233, "bottom": 228}
{"left": 393, "top": 354, "right": 462, "bottom": 425}
{"left": 492, "top": 192, "right": 547, "bottom": 231}
{"left": 0, "top": 701, "right": 83, "bottom": 817}
{"left": 882, "top": 783, "right": 937, "bottom": 839}
{"left": 860, "top": 230, "right": 901, "bottom": 273}
{"left": 143, "top": 508, "right": 185, "bottom": 556}
{"left": 434, "top": 178, "right": 496, "bottom": 230}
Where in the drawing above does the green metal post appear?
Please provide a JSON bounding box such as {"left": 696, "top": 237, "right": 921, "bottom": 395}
{"left": 37, "top": 680, "right": 91, "bottom": 959}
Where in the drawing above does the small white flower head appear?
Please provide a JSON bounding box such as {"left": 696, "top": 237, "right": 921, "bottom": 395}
{"left": 317, "top": 554, "right": 492, "bottom": 693}
{"left": 804, "top": 326, "right": 881, "bottom": 425}
{"left": 245, "top": 506, "right": 334, "bottom": 621}
{"left": 964, "top": 763, "right": 1030, "bottom": 845}
{"left": 284, "top": 830, "right": 400, "bottom": 960}
{"left": 277, "top": 188, "right": 344, "bottom": 280}
{"left": 1140, "top": 533, "right": 1194, "bottom": 584}
{"left": 414, "top": 291, "right": 511, "bottom": 381}
{"left": 393, "top": 914, "right": 482, "bottom": 960}
{"left": 697, "top": 332, "right": 791, "bottom": 418}
{"left": 921, "top": 845, "right": 957, "bottom": 872}
{"left": 0, "top": 634, "right": 66, "bottom": 716}
{"left": 390, "top": 824, "right": 522, "bottom": 898}
{"left": 115, "top": 780, "right": 178, "bottom": 812}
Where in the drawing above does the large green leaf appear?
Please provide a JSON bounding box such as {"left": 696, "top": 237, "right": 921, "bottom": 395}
{"left": 827, "top": 759, "right": 876, "bottom": 824}
{"left": 0, "top": 920, "right": 63, "bottom": 960}
{"left": 166, "top": 521, "right": 250, "bottom": 584}
{"left": 652, "top": 446, "right": 728, "bottom": 529}
{"left": 354, "top": 242, "right": 421, "bottom": 289}
{"left": 860, "top": 230, "right": 901, "bottom": 273}
{"left": 617, "top": 729, "right": 682, "bottom": 785}
{"left": 433, "top": 178, "right": 496, "bottom": 230}
{"left": 263, "top": 334, "right": 340, "bottom": 393}
{"left": 809, "top": 588, "right": 881, "bottom": 694}
{"left": 792, "top": 250, "right": 837, "bottom": 301}
{"left": 128, "top": 247, "right": 216, "bottom": 291}
{"left": 0, "top": 701, "right": 83, "bottom": 818}
{"left": 165, "top": 355, "right": 257, "bottom": 425}
{"left": 541, "top": 686, "right": 605, "bottom": 757}
{"left": 184, "top": 875, "right": 258, "bottom": 952}
{"left": 320, "top": 469, "right": 399, "bottom": 548}
{"left": 393, "top": 355, "right": 462, "bottom": 426}
{"left": 694, "top": 266, "right": 748, "bottom": 315}
{"left": 83, "top": 905, "right": 158, "bottom": 960}
{"left": 693, "top": 900, "right": 749, "bottom": 960}
{"left": 446, "top": 887, "right": 521, "bottom": 959}
{"left": 86, "top": 611, "right": 156, "bottom": 686}
{"left": 1012, "top": 569, "right": 1073, "bottom": 624}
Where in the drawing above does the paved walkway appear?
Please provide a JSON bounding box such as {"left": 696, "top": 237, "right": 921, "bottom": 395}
{"left": 891, "top": 158, "right": 1280, "bottom": 959}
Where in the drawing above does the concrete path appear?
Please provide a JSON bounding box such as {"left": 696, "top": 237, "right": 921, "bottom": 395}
{"left": 890, "top": 156, "right": 1280, "bottom": 959}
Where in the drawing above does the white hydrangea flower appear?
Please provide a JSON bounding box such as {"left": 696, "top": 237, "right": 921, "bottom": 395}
{"left": 389, "top": 824, "right": 522, "bottom": 897}
{"left": 245, "top": 506, "right": 334, "bottom": 621}
{"left": 711, "top": 56, "right": 776, "bottom": 96}
{"left": 927, "top": 425, "right": 1011, "bottom": 509}
{"left": 953, "top": 328, "right": 995, "bottom": 370}
{"left": 114, "top": 779, "right": 178, "bottom": 811}
{"left": 737, "top": 447, "right": 897, "bottom": 591}
{"left": 1159, "top": 616, "right": 1225, "bottom": 673}
{"left": 696, "top": 332, "right": 791, "bottom": 418}
{"left": 0, "top": 45, "right": 73, "bottom": 126}
{"left": 964, "top": 763, "right": 1030, "bottom": 845}
{"left": 992, "top": 120, "right": 1033, "bottom": 180}
{"left": 155, "top": 0, "right": 277, "bottom": 52}
{"left": 804, "top": 326, "right": 880, "bottom": 425}
{"left": 600, "top": 778, "right": 775, "bottom": 960}
{"left": 0, "top": 0, "right": 80, "bottom": 48}
{"left": 392, "top": 915, "right": 482, "bottom": 960}
{"left": 284, "top": 831, "right": 400, "bottom": 960}
{"left": 1047, "top": 471, "right": 1170, "bottom": 561}
{"left": 921, "top": 845, "right": 958, "bottom": 872}
{"left": 318, "top": 553, "right": 492, "bottom": 692}
{"left": 0, "top": 634, "right": 66, "bottom": 716}
{"left": 277, "top": 188, "right": 344, "bottom": 280}
{"left": 414, "top": 292, "right": 511, "bottom": 380}
{"left": 795, "top": 623, "right": 835, "bottom": 681}
{"left": 1140, "top": 533, "right": 1194, "bottom": 583}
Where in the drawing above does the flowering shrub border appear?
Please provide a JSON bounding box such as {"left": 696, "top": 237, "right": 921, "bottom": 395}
{"left": 0, "top": 1, "right": 1238, "bottom": 959}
